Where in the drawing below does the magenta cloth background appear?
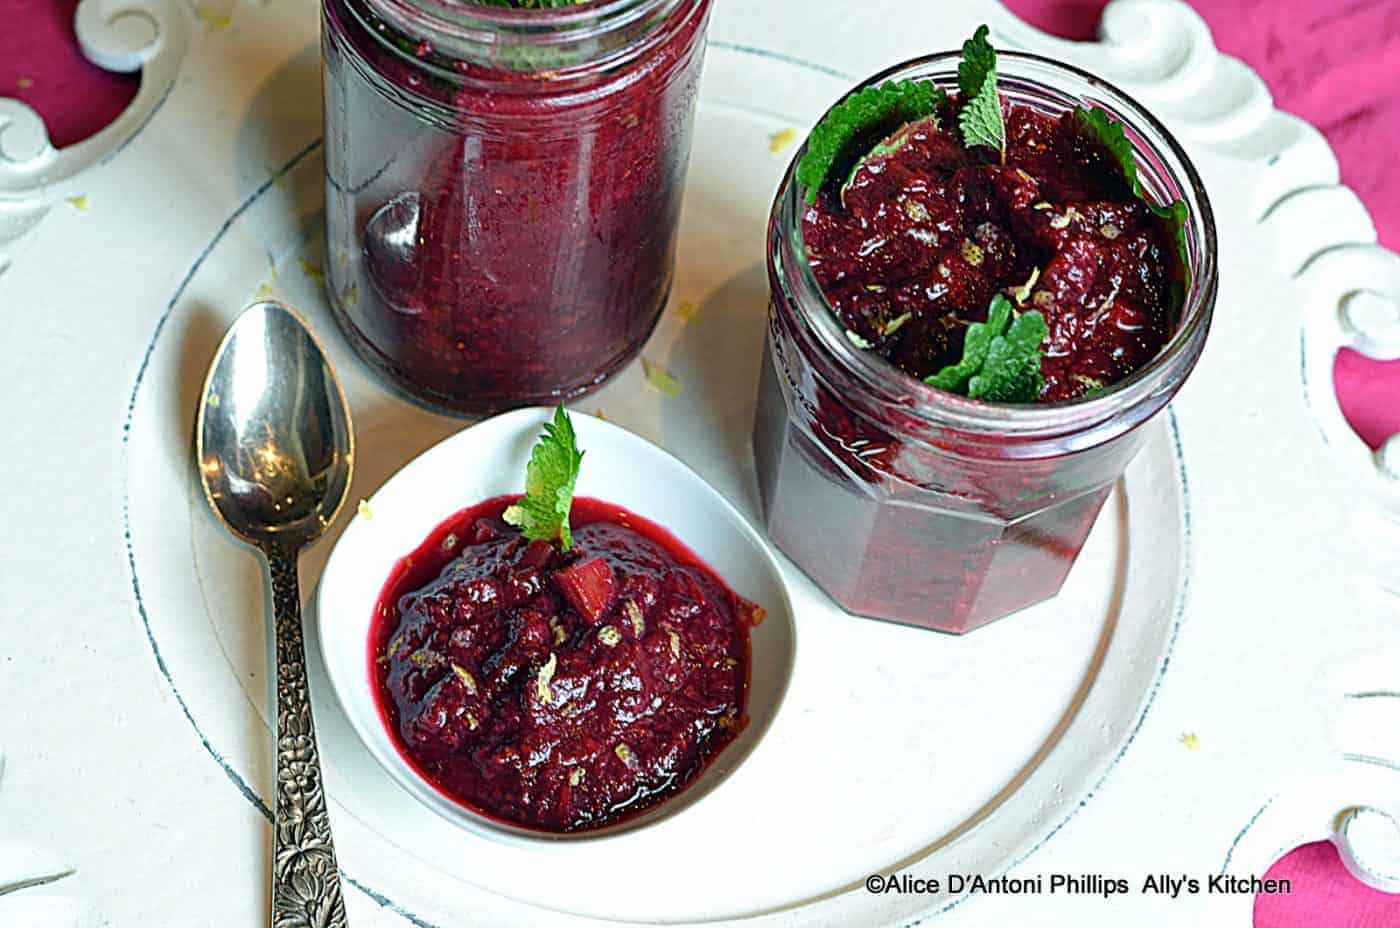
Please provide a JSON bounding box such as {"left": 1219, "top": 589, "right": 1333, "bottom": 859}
{"left": 2, "top": 0, "right": 139, "bottom": 149}
{"left": 2, "top": 1, "right": 1397, "bottom": 925}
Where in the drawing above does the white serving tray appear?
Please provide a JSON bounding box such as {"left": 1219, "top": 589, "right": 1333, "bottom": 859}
{"left": 4, "top": 1, "right": 1400, "bottom": 926}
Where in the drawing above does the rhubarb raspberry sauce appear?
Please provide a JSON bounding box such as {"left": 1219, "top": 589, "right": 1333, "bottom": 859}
{"left": 369, "top": 496, "right": 757, "bottom": 832}
{"left": 802, "top": 102, "right": 1185, "bottom": 401}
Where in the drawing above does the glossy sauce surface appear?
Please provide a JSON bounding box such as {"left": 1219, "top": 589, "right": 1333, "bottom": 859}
{"left": 370, "top": 496, "right": 755, "bottom": 832}
{"left": 802, "top": 101, "right": 1183, "bottom": 401}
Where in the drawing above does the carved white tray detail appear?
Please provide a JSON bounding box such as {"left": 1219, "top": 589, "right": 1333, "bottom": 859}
{"left": 0, "top": 0, "right": 188, "bottom": 275}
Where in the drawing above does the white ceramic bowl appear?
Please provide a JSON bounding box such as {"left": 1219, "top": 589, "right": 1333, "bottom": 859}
{"left": 316, "top": 407, "right": 796, "bottom": 845}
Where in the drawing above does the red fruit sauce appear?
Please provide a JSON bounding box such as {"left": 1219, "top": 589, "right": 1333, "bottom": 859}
{"left": 801, "top": 101, "right": 1184, "bottom": 401}
{"left": 369, "top": 496, "right": 758, "bottom": 832}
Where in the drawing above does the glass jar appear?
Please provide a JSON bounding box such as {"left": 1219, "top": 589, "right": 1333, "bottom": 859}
{"left": 754, "top": 52, "right": 1218, "bottom": 634}
{"left": 322, "top": 0, "right": 712, "bottom": 415}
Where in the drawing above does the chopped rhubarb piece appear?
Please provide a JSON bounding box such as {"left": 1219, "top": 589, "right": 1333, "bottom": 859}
{"left": 554, "top": 557, "right": 617, "bottom": 625}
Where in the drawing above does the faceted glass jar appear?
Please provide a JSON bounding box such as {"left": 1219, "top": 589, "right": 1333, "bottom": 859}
{"left": 754, "top": 52, "right": 1218, "bottom": 634}
{"left": 322, "top": 0, "right": 712, "bottom": 415}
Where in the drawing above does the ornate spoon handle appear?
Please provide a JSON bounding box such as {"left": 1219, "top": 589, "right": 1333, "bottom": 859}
{"left": 265, "top": 546, "right": 349, "bottom": 928}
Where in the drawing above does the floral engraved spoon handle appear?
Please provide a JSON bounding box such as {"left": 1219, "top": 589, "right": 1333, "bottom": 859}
{"left": 267, "top": 545, "right": 348, "bottom": 928}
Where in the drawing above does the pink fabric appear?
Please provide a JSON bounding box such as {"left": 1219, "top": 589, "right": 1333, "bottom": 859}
{"left": 1254, "top": 841, "right": 1400, "bottom": 927}
{"left": 0, "top": 2, "right": 1396, "bottom": 924}
{"left": 1336, "top": 349, "right": 1400, "bottom": 450}
{"left": 0, "top": 0, "right": 138, "bottom": 149}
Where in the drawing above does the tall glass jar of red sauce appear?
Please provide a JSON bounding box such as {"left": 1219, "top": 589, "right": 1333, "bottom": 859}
{"left": 754, "top": 52, "right": 1218, "bottom": 634}
{"left": 322, "top": 0, "right": 712, "bottom": 415}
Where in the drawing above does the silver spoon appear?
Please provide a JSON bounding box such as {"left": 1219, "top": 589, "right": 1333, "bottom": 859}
{"left": 196, "top": 301, "right": 352, "bottom": 928}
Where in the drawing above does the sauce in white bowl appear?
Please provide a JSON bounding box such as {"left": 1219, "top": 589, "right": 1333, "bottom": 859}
{"left": 316, "top": 407, "right": 795, "bottom": 845}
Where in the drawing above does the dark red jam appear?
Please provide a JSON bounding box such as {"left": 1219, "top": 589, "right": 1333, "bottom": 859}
{"left": 369, "top": 496, "right": 757, "bottom": 832}
{"left": 323, "top": 0, "right": 712, "bottom": 414}
{"left": 802, "top": 102, "right": 1184, "bottom": 401}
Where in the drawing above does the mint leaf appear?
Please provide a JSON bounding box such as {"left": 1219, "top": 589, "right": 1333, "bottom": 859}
{"left": 958, "top": 25, "right": 997, "bottom": 97}
{"left": 926, "top": 294, "right": 1013, "bottom": 393}
{"left": 968, "top": 310, "right": 1048, "bottom": 402}
{"left": 797, "top": 80, "right": 942, "bottom": 205}
{"left": 1070, "top": 106, "right": 1139, "bottom": 193}
{"left": 927, "top": 295, "right": 1046, "bottom": 403}
{"left": 502, "top": 405, "right": 583, "bottom": 551}
{"left": 1071, "top": 106, "right": 1190, "bottom": 269}
{"left": 959, "top": 75, "right": 1006, "bottom": 158}
{"left": 957, "top": 25, "right": 1005, "bottom": 159}
{"left": 1148, "top": 197, "right": 1190, "bottom": 271}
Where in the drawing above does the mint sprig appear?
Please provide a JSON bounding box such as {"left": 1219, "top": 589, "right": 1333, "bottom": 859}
{"left": 1070, "top": 107, "right": 1190, "bottom": 268}
{"left": 502, "top": 406, "right": 584, "bottom": 551}
{"left": 926, "top": 294, "right": 1046, "bottom": 403}
{"left": 957, "top": 25, "right": 1005, "bottom": 160}
{"left": 957, "top": 25, "right": 997, "bottom": 97}
{"left": 969, "top": 310, "right": 1048, "bottom": 401}
{"left": 926, "top": 293, "right": 1012, "bottom": 394}
{"left": 797, "top": 80, "right": 943, "bottom": 205}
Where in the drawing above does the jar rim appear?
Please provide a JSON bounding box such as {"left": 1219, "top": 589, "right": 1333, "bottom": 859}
{"left": 770, "top": 49, "right": 1219, "bottom": 440}
{"left": 370, "top": 0, "right": 673, "bottom": 47}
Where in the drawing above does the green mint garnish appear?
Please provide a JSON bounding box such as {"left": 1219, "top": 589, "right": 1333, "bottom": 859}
{"left": 1150, "top": 198, "right": 1190, "bottom": 271}
{"left": 1070, "top": 107, "right": 1190, "bottom": 268}
{"left": 926, "top": 294, "right": 1046, "bottom": 403}
{"left": 1070, "top": 107, "right": 1137, "bottom": 190}
{"left": 969, "top": 309, "right": 1048, "bottom": 402}
{"left": 926, "top": 293, "right": 1012, "bottom": 393}
{"left": 957, "top": 24, "right": 997, "bottom": 98}
{"left": 502, "top": 405, "right": 584, "bottom": 551}
{"left": 957, "top": 25, "right": 1005, "bottom": 160}
{"left": 797, "top": 80, "right": 943, "bottom": 205}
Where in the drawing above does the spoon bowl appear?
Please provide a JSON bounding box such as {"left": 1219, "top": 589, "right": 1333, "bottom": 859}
{"left": 197, "top": 301, "right": 353, "bottom": 548}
